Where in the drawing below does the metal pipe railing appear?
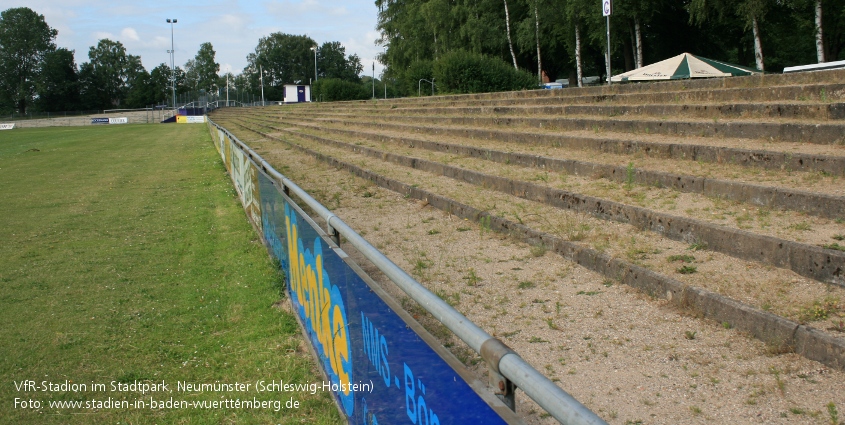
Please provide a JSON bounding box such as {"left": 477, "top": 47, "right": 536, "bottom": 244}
{"left": 208, "top": 118, "right": 607, "bottom": 425}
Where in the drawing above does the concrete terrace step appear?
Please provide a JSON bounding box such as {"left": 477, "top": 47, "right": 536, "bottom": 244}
{"left": 243, "top": 111, "right": 845, "bottom": 177}
{"left": 243, "top": 114, "right": 845, "bottom": 220}
{"left": 312, "top": 83, "right": 845, "bottom": 112}
{"left": 300, "top": 101, "right": 845, "bottom": 121}
{"left": 232, "top": 117, "right": 845, "bottom": 288}
{"left": 377, "top": 68, "right": 845, "bottom": 105}
{"left": 214, "top": 112, "right": 845, "bottom": 374}
{"left": 277, "top": 109, "right": 845, "bottom": 145}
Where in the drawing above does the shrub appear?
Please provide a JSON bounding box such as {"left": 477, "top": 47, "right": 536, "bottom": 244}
{"left": 432, "top": 50, "right": 537, "bottom": 94}
{"left": 312, "top": 78, "right": 369, "bottom": 101}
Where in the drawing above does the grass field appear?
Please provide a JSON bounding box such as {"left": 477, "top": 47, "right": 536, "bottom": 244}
{"left": 0, "top": 124, "right": 341, "bottom": 424}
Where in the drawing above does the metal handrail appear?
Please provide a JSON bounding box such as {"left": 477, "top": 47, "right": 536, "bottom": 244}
{"left": 207, "top": 117, "right": 607, "bottom": 425}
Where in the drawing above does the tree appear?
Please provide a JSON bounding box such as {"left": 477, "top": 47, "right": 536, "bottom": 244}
{"left": 689, "top": 0, "right": 771, "bottom": 70}
{"left": 188, "top": 42, "right": 219, "bottom": 93}
{"left": 815, "top": 0, "right": 825, "bottom": 61}
{"left": 317, "top": 41, "right": 363, "bottom": 81}
{"left": 245, "top": 33, "right": 318, "bottom": 100}
{"left": 148, "top": 63, "right": 171, "bottom": 105}
{"left": 0, "top": 7, "right": 57, "bottom": 114}
{"left": 504, "top": 0, "right": 518, "bottom": 69}
{"left": 78, "top": 39, "right": 139, "bottom": 109}
{"left": 34, "top": 47, "right": 78, "bottom": 112}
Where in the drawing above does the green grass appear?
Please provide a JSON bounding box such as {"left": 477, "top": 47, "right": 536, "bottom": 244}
{"left": 0, "top": 125, "right": 340, "bottom": 424}
{"left": 667, "top": 254, "right": 695, "bottom": 263}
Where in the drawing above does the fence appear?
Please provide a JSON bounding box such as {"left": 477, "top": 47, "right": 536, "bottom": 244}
{"left": 207, "top": 117, "right": 607, "bottom": 425}
{"left": 3, "top": 109, "right": 177, "bottom": 128}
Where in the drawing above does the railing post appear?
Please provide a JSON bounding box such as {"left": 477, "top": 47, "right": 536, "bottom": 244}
{"left": 481, "top": 338, "right": 517, "bottom": 411}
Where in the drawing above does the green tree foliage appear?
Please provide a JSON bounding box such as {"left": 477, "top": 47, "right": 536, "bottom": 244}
{"left": 186, "top": 42, "right": 220, "bottom": 93}
{"left": 312, "top": 78, "right": 370, "bottom": 101}
{"left": 148, "top": 63, "right": 172, "bottom": 106}
{"left": 245, "top": 33, "right": 318, "bottom": 100}
{"left": 34, "top": 48, "right": 79, "bottom": 112}
{"left": 434, "top": 50, "right": 537, "bottom": 93}
{"left": 244, "top": 33, "right": 362, "bottom": 101}
{"left": 318, "top": 41, "right": 363, "bottom": 81}
{"left": 78, "top": 39, "right": 142, "bottom": 109}
{"left": 0, "top": 7, "right": 57, "bottom": 114}
{"left": 377, "top": 0, "right": 845, "bottom": 91}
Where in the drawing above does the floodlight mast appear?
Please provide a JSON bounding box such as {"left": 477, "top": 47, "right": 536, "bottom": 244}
{"left": 260, "top": 65, "right": 265, "bottom": 106}
{"left": 310, "top": 46, "right": 317, "bottom": 82}
{"left": 166, "top": 18, "right": 178, "bottom": 110}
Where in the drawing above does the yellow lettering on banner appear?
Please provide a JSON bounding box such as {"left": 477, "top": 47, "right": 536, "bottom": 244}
{"left": 283, "top": 204, "right": 354, "bottom": 414}
{"left": 333, "top": 304, "right": 351, "bottom": 394}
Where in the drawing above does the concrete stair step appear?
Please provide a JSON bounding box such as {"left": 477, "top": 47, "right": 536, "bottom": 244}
{"left": 298, "top": 101, "right": 845, "bottom": 121}
{"left": 276, "top": 109, "right": 845, "bottom": 145}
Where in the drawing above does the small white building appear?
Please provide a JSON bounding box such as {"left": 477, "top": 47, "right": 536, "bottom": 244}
{"left": 283, "top": 84, "right": 311, "bottom": 103}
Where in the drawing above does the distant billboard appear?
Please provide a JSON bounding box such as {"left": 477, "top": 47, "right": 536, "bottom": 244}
{"left": 177, "top": 115, "right": 206, "bottom": 124}
{"left": 0, "top": 123, "right": 15, "bottom": 130}
{"left": 91, "top": 117, "right": 128, "bottom": 125}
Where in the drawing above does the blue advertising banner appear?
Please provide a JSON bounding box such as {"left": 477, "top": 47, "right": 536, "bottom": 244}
{"left": 257, "top": 170, "right": 515, "bottom": 425}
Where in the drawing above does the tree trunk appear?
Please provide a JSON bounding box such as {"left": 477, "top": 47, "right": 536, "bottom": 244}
{"left": 752, "top": 16, "right": 764, "bottom": 71}
{"left": 575, "top": 22, "right": 583, "bottom": 88}
{"left": 815, "top": 0, "right": 825, "bottom": 63}
{"left": 504, "top": 0, "right": 518, "bottom": 69}
{"left": 635, "top": 17, "right": 643, "bottom": 68}
{"left": 534, "top": 0, "right": 542, "bottom": 84}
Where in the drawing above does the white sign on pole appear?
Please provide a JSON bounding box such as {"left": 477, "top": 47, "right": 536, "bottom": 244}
{"left": 602, "top": 0, "right": 612, "bottom": 16}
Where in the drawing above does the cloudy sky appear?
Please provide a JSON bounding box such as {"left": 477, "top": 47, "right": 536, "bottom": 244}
{"left": 1, "top": 0, "right": 386, "bottom": 77}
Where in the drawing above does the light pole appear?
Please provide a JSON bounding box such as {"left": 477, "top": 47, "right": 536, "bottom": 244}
{"left": 310, "top": 46, "right": 317, "bottom": 82}
{"left": 259, "top": 65, "right": 265, "bottom": 106}
{"left": 383, "top": 46, "right": 387, "bottom": 100}
{"left": 166, "top": 18, "right": 177, "bottom": 110}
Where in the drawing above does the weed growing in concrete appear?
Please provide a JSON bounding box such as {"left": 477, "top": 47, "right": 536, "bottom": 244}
{"left": 677, "top": 265, "right": 698, "bottom": 274}
{"left": 479, "top": 215, "right": 492, "bottom": 237}
{"left": 822, "top": 243, "right": 845, "bottom": 252}
{"left": 688, "top": 240, "right": 708, "bottom": 251}
{"left": 827, "top": 402, "right": 840, "bottom": 425}
{"left": 788, "top": 221, "right": 813, "bottom": 231}
{"left": 530, "top": 244, "right": 547, "bottom": 257}
{"left": 518, "top": 280, "right": 536, "bottom": 289}
{"left": 625, "top": 162, "right": 636, "bottom": 190}
{"left": 771, "top": 367, "right": 786, "bottom": 394}
{"left": 668, "top": 254, "right": 696, "bottom": 263}
{"left": 463, "top": 268, "right": 482, "bottom": 286}
{"left": 799, "top": 297, "right": 841, "bottom": 322}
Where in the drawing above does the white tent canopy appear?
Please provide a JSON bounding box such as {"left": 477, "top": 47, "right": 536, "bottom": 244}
{"left": 611, "top": 53, "right": 761, "bottom": 82}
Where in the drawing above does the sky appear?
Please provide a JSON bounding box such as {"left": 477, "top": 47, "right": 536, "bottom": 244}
{"left": 1, "top": 0, "right": 386, "bottom": 77}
